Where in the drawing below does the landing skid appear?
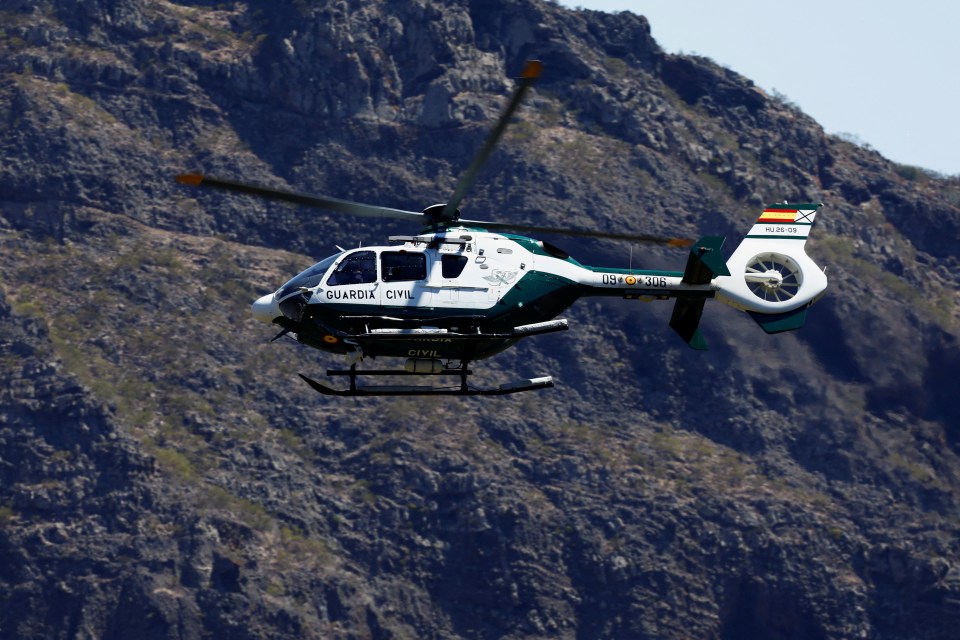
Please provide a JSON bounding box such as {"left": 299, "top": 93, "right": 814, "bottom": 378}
{"left": 298, "top": 365, "right": 554, "bottom": 397}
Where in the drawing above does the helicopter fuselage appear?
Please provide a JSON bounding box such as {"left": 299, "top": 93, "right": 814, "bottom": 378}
{"left": 182, "top": 56, "right": 827, "bottom": 395}
{"left": 254, "top": 226, "right": 716, "bottom": 362}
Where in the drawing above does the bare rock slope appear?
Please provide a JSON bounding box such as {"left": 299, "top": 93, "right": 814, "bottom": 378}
{"left": 2, "top": 1, "right": 960, "bottom": 638}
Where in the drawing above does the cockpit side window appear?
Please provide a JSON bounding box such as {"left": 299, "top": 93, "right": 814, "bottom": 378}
{"left": 327, "top": 250, "right": 377, "bottom": 286}
{"left": 441, "top": 254, "right": 468, "bottom": 279}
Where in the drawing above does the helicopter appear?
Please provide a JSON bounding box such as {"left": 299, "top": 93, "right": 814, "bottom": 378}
{"left": 177, "top": 61, "right": 828, "bottom": 396}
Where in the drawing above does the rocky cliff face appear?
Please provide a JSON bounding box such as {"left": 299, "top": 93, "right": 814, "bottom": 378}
{"left": 2, "top": 1, "right": 960, "bottom": 638}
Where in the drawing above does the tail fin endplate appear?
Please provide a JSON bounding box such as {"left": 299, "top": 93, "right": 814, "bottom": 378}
{"left": 669, "top": 236, "right": 730, "bottom": 350}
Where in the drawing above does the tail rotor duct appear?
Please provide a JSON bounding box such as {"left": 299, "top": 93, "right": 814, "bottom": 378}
{"left": 744, "top": 253, "right": 802, "bottom": 303}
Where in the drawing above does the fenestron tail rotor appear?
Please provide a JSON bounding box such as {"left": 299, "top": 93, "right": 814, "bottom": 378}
{"left": 744, "top": 253, "right": 802, "bottom": 302}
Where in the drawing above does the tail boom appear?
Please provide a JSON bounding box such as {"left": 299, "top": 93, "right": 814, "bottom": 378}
{"left": 553, "top": 203, "right": 827, "bottom": 348}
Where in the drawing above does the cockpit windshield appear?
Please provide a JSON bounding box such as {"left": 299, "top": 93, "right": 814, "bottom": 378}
{"left": 326, "top": 250, "right": 377, "bottom": 286}
{"left": 276, "top": 253, "right": 340, "bottom": 300}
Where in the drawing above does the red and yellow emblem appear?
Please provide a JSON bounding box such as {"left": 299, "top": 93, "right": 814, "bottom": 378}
{"left": 757, "top": 208, "right": 798, "bottom": 223}
{"left": 625, "top": 275, "right": 637, "bottom": 286}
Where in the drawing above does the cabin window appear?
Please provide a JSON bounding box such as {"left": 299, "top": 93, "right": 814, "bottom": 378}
{"left": 381, "top": 251, "right": 426, "bottom": 282}
{"left": 327, "top": 250, "right": 377, "bottom": 286}
{"left": 441, "top": 254, "right": 468, "bottom": 279}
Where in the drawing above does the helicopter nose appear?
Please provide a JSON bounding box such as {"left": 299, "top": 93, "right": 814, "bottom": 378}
{"left": 251, "top": 293, "right": 281, "bottom": 324}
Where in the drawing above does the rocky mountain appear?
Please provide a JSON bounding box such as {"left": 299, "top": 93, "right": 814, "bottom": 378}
{"left": 2, "top": 0, "right": 959, "bottom": 638}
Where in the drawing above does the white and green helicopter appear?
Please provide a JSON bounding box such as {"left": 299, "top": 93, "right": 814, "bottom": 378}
{"left": 178, "top": 62, "right": 827, "bottom": 396}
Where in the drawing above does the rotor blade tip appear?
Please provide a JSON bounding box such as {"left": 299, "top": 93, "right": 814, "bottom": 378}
{"left": 521, "top": 60, "right": 543, "bottom": 79}
{"left": 669, "top": 238, "right": 695, "bottom": 248}
{"left": 176, "top": 173, "right": 204, "bottom": 186}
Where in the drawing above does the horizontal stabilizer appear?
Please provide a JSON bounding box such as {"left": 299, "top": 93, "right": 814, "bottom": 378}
{"left": 748, "top": 305, "right": 810, "bottom": 334}
{"left": 670, "top": 298, "right": 708, "bottom": 351}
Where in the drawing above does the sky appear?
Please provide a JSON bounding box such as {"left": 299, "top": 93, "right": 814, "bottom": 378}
{"left": 557, "top": 0, "right": 959, "bottom": 176}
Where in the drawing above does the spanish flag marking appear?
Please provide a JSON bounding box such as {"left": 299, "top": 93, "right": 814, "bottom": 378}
{"left": 757, "top": 208, "right": 798, "bottom": 223}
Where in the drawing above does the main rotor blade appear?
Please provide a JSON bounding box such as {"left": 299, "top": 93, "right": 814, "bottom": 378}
{"left": 442, "top": 60, "right": 542, "bottom": 220}
{"left": 459, "top": 218, "right": 694, "bottom": 247}
{"left": 176, "top": 173, "right": 425, "bottom": 223}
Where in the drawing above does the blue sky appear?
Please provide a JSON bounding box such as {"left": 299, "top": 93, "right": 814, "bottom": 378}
{"left": 557, "top": 0, "right": 959, "bottom": 176}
